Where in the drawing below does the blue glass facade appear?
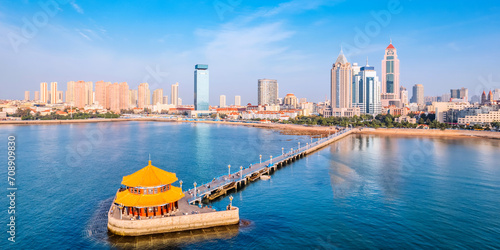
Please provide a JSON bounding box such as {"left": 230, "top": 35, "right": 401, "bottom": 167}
{"left": 194, "top": 64, "right": 209, "bottom": 111}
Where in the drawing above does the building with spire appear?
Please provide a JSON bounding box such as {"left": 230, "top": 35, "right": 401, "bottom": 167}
{"left": 481, "top": 91, "right": 488, "bottom": 104}
{"left": 331, "top": 48, "right": 352, "bottom": 109}
{"left": 381, "top": 40, "right": 401, "bottom": 107}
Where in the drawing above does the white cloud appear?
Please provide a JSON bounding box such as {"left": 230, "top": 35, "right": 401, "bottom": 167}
{"left": 70, "top": 1, "right": 84, "bottom": 14}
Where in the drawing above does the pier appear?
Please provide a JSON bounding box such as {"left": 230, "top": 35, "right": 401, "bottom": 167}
{"left": 185, "top": 128, "right": 353, "bottom": 204}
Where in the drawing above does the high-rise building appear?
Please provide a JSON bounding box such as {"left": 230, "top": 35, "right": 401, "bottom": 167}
{"left": 57, "top": 91, "right": 63, "bottom": 103}
{"left": 130, "top": 89, "right": 138, "bottom": 107}
{"left": 400, "top": 86, "right": 408, "bottom": 106}
{"left": 493, "top": 89, "right": 500, "bottom": 101}
{"left": 34, "top": 91, "right": 40, "bottom": 101}
{"left": 219, "top": 95, "right": 226, "bottom": 107}
{"left": 178, "top": 98, "right": 182, "bottom": 106}
{"left": 108, "top": 83, "right": 120, "bottom": 113}
{"left": 331, "top": 49, "right": 352, "bottom": 108}
{"left": 163, "top": 96, "right": 168, "bottom": 105}
{"left": 258, "top": 79, "right": 279, "bottom": 105}
{"left": 450, "top": 87, "right": 468, "bottom": 101}
{"left": 194, "top": 64, "right": 210, "bottom": 111}
{"left": 352, "top": 62, "right": 382, "bottom": 115}
{"left": 299, "top": 98, "right": 307, "bottom": 104}
{"left": 119, "top": 82, "right": 130, "bottom": 111}
{"left": 24, "top": 91, "right": 30, "bottom": 101}
{"left": 95, "top": 81, "right": 110, "bottom": 107}
{"left": 488, "top": 90, "right": 493, "bottom": 103}
{"left": 66, "top": 81, "right": 75, "bottom": 104}
{"left": 411, "top": 84, "right": 424, "bottom": 106}
{"left": 74, "top": 81, "right": 87, "bottom": 108}
{"left": 40, "top": 82, "right": 48, "bottom": 104}
{"left": 171, "top": 82, "right": 179, "bottom": 106}
{"left": 152, "top": 89, "right": 164, "bottom": 105}
{"left": 50, "top": 82, "right": 57, "bottom": 104}
{"left": 85, "top": 81, "right": 93, "bottom": 105}
{"left": 283, "top": 93, "right": 298, "bottom": 109}
{"left": 234, "top": 95, "right": 241, "bottom": 106}
{"left": 381, "top": 41, "right": 400, "bottom": 99}
{"left": 138, "top": 83, "right": 151, "bottom": 109}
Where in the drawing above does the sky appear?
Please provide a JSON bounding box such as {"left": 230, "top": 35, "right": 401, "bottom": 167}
{"left": 1, "top": 0, "right": 500, "bottom": 104}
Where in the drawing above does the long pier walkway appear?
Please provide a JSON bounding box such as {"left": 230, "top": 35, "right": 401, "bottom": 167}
{"left": 185, "top": 128, "right": 353, "bottom": 204}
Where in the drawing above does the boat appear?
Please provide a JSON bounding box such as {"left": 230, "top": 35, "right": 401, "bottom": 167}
{"left": 260, "top": 175, "right": 271, "bottom": 180}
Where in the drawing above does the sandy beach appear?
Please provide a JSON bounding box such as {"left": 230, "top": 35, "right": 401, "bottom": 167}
{"left": 354, "top": 128, "right": 500, "bottom": 140}
{"left": 1, "top": 118, "right": 499, "bottom": 139}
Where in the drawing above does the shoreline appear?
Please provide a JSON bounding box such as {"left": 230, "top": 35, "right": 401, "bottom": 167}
{"left": 1, "top": 118, "right": 499, "bottom": 139}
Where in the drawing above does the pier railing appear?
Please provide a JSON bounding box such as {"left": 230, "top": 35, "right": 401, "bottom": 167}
{"left": 186, "top": 128, "right": 352, "bottom": 204}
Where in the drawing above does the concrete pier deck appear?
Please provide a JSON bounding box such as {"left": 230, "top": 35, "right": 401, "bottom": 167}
{"left": 185, "top": 128, "right": 353, "bottom": 204}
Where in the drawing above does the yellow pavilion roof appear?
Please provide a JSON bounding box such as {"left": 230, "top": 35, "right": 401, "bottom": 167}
{"left": 114, "top": 186, "right": 184, "bottom": 207}
{"left": 121, "top": 161, "right": 178, "bottom": 187}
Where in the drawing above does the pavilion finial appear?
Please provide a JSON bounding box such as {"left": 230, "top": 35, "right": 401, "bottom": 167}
{"left": 340, "top": 45, "right": 343, "bottom": 54}
{"left": 149, "top": 154, "right": 151, "bottom": 165}
{"left": 390, "top": 38, "right": 392, "bottom": 44}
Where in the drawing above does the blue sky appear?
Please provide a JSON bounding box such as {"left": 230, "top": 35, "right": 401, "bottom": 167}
{"left": 1, "top": 0, "right": 500, "bottom": 104}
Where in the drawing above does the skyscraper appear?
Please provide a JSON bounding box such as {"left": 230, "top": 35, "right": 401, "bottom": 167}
{"left": 152, "top": 89, "right": 164, "bottom": 105}
{"left": 119, "top": 82, "right": 130, "bottom": 111}
{"left": 85, "top": 81, "right": 93, "bottom": 105}
{"left": 411, "top": 84, "right": 424, "bottom": 106}
{"left": 40, "top": 82, "right": 48, "bottom": 104}
{"left": 352, "top": 61, "right": 382, "bottom": 115}
{"left": 24, "top": 91, "right": 30, "bottom": 101}
{"left": 258, "top": 79, "right": 278, "bottom": 105}
{"left": 331, "top": 49, "right": 352, "bottom": 108}
{"left": 138, "top": 83, "right": 151, "bottom": 109}
{"left": 450, "top": 87, "right": 468, "bottom": 101}
{"left": 66, "top": 81, "right": 75, "bottom": 104}
{"left": 219, "top": 95, "right": 226, "bottom": 107}
{"left": 400, "top": 86, "right": 408, "bottom": 106}
{"left": 194, "top": 64, "right": 209, "bottom": 110}
{"left": 50, "top": 82, "right": 58, "bottom": 104}
{"left": 163, "top": 96, "right": 168, "bottom": 105}
{"left": 95, "top": 81, "right": 110, "bottom": 107}
{"left": 234, "top": 95, "right": 241, "bottom": 106}
{"left": 381, "top": 41, "right": 400, "bottom": 97}
{"left": 171, "top": 82, "right": 179, "bottom": 106}
{"left": 108, "top": 83, "right": 120, "bottom": 113}
{"left": 34, "top": 91, "right": 39, "bottom": 101}
{"left": 57, "top": 91, "right": 63, "bottom": 103}
{"left": 74, "top": 81, "right": 87, "bottom": 108}
{"left": 130, "top": 89, "right": 138, "bottom": 107}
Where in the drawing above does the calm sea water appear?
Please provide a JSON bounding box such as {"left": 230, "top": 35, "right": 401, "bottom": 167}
{"left": 0, "top": 122, "right": 499, "bottom": 249}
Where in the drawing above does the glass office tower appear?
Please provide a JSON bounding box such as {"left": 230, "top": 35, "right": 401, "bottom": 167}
{"left": 194, "top": 64, "right": 209, "bottom": 110}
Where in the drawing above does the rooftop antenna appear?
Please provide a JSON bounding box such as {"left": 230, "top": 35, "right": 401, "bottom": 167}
{"left": 390, "top": 38, "right": 392, "bottom": 44}
{"left": 149, "top": 154, "right": 151, "bottom": 162}
{"left": 366, "top": 57, "right": 369, "bottom": 66}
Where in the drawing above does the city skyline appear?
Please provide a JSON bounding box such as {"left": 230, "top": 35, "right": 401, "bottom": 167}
{"left": 1, "top": 1, "right": 500, "bottom": 104}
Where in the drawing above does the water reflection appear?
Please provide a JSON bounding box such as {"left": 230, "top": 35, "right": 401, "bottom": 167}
{"left": 107, "top": 224, "right": 240, "bottom": 249}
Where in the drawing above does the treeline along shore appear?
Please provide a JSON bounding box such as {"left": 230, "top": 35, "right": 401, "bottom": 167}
{"left": 1, "top": 118, "right": 499, "bottom": 140}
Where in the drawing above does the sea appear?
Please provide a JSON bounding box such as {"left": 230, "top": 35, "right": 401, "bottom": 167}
{"left": 0, "top": 121, "right": 499, "bottom": 249}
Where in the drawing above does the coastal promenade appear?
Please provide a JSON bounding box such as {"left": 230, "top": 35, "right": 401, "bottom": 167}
{"left": 184, "top": 128, "right": 353, "bottom": 204}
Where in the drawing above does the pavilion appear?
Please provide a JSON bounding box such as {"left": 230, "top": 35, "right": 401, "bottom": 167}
{"left": 113, "top": 160, "right": 184, "bottom": 219}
